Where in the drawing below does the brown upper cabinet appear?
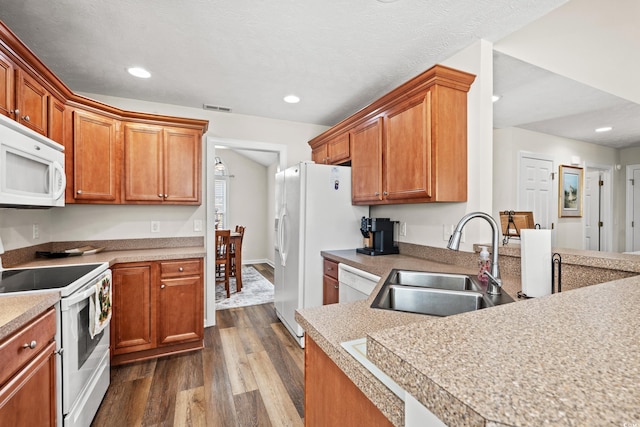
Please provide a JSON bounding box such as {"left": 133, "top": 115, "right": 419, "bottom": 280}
{"left": 311, "top": 132, "right": 350, "bottom": 165}
{"left": 309, "top": 64, "right": 475, "bottom": 205}
{"left": 71, "top": 109, "right": 120, "bottom": 203}
{"left": 0, "top": 21, "right": 208, "bottom": 206}
{"left": 124, "top": 123, "right": 201, "bottom": 204}
{"left": 0, "top": 50, "right": 14, "bottom": 118}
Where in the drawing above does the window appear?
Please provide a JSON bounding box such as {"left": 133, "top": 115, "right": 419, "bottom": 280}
{"left": 214, "top": 157, "right": 229, "bottom": 229}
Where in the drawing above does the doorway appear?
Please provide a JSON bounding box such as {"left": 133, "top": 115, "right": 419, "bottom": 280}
{"left": 205, "top": 137, "right": 287, "bottom": 327}
{"left": 625, "top": 164, "right": 640, "bottom": 252}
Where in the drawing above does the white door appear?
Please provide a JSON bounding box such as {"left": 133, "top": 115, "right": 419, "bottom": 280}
{"left": 584, "top": 170, "right": 601, "bottom": 250}
{"left": 518, "top": 153, "right": 553, "bottom": 231}
{"left": 627, "top": 166, "right": 640, "bottom": 252}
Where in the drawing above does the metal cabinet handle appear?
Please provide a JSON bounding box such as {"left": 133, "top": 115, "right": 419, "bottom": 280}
{"left": 22, "top": 115, "right": 30, "bottom": 122}
{"left": 326, "top": 266, "right": 332, "bottom": 271}
{"left": 11, "top": 108, "right": 19, "bottom": 115}
{"left": 77, "top": 190, "right": 83, "bottom": 195}
{"left": 374, "top": 192, "right": 380, "bottom": 196}
{"left": 161, "top": 284, "right": 165, "bottom": 289}
{"left": 22, "top": 340, "right": 37, "bottom": 349}
{"left": 158, "top": 194, "right": 163, "bottom": 198}
{"left": 383, "top": 191, "right": 388, "bottom": 196}
{"left": 178, "top": 267, "right": 184, "bottom": 272}
{"left": 164, "top": 194, "right": 168, "bottom": 198}
{"left": 333, "top": 285, "right": 339, "bottom": 289}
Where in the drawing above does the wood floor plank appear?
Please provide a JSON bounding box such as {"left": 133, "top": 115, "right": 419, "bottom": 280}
{"left": 173, "top": 386, "right": 206, "bottom": 427}
{"left": 237, "top": 324, "right": 266, "bottom": 355}
{"left": 110, "top": 359, "right": 157, "bottom": 384}
{"left": 229, "top": 306, "right": 252, "bottom": 328}
{"left": 234, "top": 389, "right": 273, "bottom": 427}
{"left": 202, "top": 327, "right": 238, "bottom": 427}
{"left": 215, "top": 307, "right": 236, "bottom": 329}
{"left": 219, "top": 327, "right": 259, "bottom": 395}
{"left": 248, "top": 351, "right": 304, "bottom": 427}
{"left": 270, "top": 323, "right": 304, "bottom": 374}
{"left": 91, "top": 376, "right": 152, "bottom": 427}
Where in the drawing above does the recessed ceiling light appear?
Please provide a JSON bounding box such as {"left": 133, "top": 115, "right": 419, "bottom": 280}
{"left": 492, "top": 95, "right": 501, "bottom": 103}
{"left": 283, "top": 94, "right": 300, "bottom": 104}
{"left": 595, "top": 126, "right": 613, "bottom": 133}
{"left": 127, "top": 67, "right": 151, "bottom": 78}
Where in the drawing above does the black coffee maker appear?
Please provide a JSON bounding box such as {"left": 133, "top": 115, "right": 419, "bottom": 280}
{"left": 357, "top": 217, "right": 399, "bottom": 256}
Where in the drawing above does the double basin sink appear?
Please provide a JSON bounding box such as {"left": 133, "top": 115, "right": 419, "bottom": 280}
{"left": 371, "top": 269, "right": 513, "bottom": 317}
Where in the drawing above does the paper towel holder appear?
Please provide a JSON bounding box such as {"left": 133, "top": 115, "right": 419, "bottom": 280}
{"left": 517, "top": 252, "right": 562, "bottom": 299}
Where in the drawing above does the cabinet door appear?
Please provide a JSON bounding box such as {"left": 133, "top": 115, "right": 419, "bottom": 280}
{"left": 311, "top": 144, "right": 328, "bottom": 164}
{"left": 305, "top": 336, "right": 393, "bottom": 427}
{"left": 163, "top": 127, "right": 201, "bottom": 204}
{"left": 15, "top": 69, "right": 48, "bottom": 135}
{"left": 123, "top": 123, "right": 164, "bottom": 202}
{"left": 383, "top": 92, "right": 431, "bottom": 201}
{"left": 323, "top": 275, "right": 339, "bottom": 305}
{"left": 327, "top": 132, "right": 350, "bottom": 164}
{"left": 351, "top": 117, "right": 383, "bottom": 204}
{"left": 73, "top": 109, "right": 120, "bottom": 201}
{"left": 112, "top": 264, "right": 155, "bottom": 355}
{"left": 0, "top": 51, "right": 14, "bottom": 118}
{"left": 48, "top": 97, "right": 65, "bottom": 144}
{"left": 0, "top": 341, "right": 56, "bottom": 427}
{"left": 157, "top": 274, "right": 203, "bottom": 346}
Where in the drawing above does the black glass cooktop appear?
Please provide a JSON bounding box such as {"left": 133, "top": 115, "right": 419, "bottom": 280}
{"left": 0, "top": 264, "right": 104, "bottom": 294}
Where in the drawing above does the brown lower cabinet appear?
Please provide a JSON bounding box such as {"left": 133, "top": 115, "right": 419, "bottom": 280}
{"left": 322, "top": 258, "right": 339, "bottom": 305}
{"left": 0, "top": 309, "right": 57, "bottom": 426}
{"left": 111, "top": 258, "right": 204, "bottom": 365}
{"left": 305, "top": 336, "right": 393, "bottom": 427}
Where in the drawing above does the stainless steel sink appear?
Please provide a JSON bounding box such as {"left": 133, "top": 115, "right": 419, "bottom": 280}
{"left": 388, "top": 270, "right": 477, "bottom": 291}
{"left": 371, "top": 269, "right": 513, "bottom": 317}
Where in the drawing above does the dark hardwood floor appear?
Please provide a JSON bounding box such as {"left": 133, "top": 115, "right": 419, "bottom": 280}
{"left": 92, "top": 264, "right": 304, "bottom": 426}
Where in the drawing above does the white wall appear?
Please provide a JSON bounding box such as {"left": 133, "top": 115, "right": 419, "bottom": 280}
{"left": 372, "top": 39, "right": 495, "bottom": 252}
{"left": 493, "top": 127, "right": 621, "bottom": 250}
{"left": 215, "top": 148, "right": 269, "bottom": 262}
{"left": 494, "top": 0, "right": 640, "bottom": 105}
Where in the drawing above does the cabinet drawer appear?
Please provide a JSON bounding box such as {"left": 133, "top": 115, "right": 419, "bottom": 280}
{"left": 160, "top": 259, "right": 202, "bottom": 278}
{"left": 323, "top": 259, "right": 339, "bottom": 280}
{"left": 0, "top": 309, "right": 55, "bottom": 385}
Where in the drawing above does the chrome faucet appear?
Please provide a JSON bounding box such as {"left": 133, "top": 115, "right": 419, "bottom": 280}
{"left": 447, "top": 212, "right": 502, "bottom": 295}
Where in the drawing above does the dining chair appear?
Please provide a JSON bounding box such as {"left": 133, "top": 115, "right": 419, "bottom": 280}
{"left": 215, "top": 229, "right": 231, "bottom": 298}
{"left": 230, "top": 225, "right": 245, "bottom": 293}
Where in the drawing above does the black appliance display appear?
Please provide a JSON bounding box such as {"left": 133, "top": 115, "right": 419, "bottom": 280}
{"left": 357, "top": 217, "right": 399, "bottom": 256}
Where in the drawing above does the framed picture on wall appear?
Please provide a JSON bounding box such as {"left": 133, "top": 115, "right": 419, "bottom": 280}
{"left": 558, "top": 165, "right": 583, "bottom": 217}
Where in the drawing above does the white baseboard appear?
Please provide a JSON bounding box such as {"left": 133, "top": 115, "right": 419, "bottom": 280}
{"left": 241, "top": 258, "right": 273, "bottom": 266}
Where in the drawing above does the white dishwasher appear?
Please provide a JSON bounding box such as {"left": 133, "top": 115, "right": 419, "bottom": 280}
{"left": 338, "top": 264, "right": 381, "bottom": 303}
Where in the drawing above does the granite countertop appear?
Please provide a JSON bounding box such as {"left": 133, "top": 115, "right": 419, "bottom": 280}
{"left": 14, "top": 246, "right": 206, "bottom": 268}
{"left": 0, "top": 245, "right": 205, "bottom": 345}
{"left": 296, "top": 250, "right": 521, "bottom": 426}
{"left": 0, "top": 292, "right": 60, "bottom": 341}
{"left": 296, "top": 249, "right": 640, "bottom": 426}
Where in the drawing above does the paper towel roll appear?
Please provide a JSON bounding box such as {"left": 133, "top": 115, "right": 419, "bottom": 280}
{"left": 520, "top": 229, "right": 552, "bottom": 298}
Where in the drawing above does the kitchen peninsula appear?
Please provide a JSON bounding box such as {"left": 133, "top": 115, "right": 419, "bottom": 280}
{"left": 296, "top": 247, "right": 640, "bottom": 426}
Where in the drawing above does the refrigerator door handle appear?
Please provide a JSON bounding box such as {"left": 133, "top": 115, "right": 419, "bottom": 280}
{"left": 279, "top": 210, "right": 288, "bottom": 266}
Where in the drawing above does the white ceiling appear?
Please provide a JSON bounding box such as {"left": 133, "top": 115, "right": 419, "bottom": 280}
{"left": 2, "top": 0, "right": 637, "bottom": 152}
{"left": 0, "top": 0, "right": 564, "bottom": 127}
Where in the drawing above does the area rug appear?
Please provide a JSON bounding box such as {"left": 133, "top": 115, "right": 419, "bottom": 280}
{"left": 215, "top": 266, "right": 274, "bottom": 310}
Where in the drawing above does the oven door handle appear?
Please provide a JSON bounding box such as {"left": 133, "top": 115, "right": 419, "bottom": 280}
{"left": 60, "top": 285, "right": 97, "bottom": 311}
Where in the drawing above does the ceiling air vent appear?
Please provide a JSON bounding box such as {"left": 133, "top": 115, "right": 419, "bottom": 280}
{"left": 203, "top": 104, "right": 232, "bottom": 113}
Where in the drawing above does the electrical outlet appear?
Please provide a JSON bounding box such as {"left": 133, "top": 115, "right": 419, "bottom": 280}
{"left": 32, "top": 224, "right": 39, "bottom": 240}
{"left": 443, "top": 224, "right": 453, "bottom": 241}
{"left": 193, "top": 219, "right": 203, "bottom": 232}
{"left": 400, "top": 222, "right": 407, "bottom": 237}
{"left": 151, "top": 221, "right": 160, "bottom": 233}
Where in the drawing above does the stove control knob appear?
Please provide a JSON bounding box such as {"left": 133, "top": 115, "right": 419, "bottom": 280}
{"left": 23, "top": 340, "right": 37, "bottom": 350}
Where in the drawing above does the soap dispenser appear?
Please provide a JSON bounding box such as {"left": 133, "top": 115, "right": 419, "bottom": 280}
{"left": 478, "top": 246, "right": 490, "bottom": 285}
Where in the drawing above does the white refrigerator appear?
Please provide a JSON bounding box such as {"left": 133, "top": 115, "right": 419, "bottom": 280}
{"left": 274, "top": 162, "right": 368, "bottom": 347}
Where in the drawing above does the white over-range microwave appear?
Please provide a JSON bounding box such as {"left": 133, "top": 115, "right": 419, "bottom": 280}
{"left": 0, "top": 113, "right": 65, "bottom": 208}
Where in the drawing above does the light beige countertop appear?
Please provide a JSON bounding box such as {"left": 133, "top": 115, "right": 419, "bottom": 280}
{"left": 0, "top": 292, "right": 60, "bottom": 341}
{"left": 296, "top": 249, "right": 640, "bottom": 426}
{"left": 14, "top": 246, "right": 205, "bottom": 268}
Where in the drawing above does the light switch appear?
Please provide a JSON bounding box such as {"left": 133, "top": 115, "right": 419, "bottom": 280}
{"left": 194, "top": 219, "right": 203, "bottom": 232}
{"left": 151, "top": 221, "right": 160, "bottom": 233}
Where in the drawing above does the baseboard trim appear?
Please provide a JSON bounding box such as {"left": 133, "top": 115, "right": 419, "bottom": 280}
{"left": 242, "top": 258, "right": 273, "bottom": 266}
